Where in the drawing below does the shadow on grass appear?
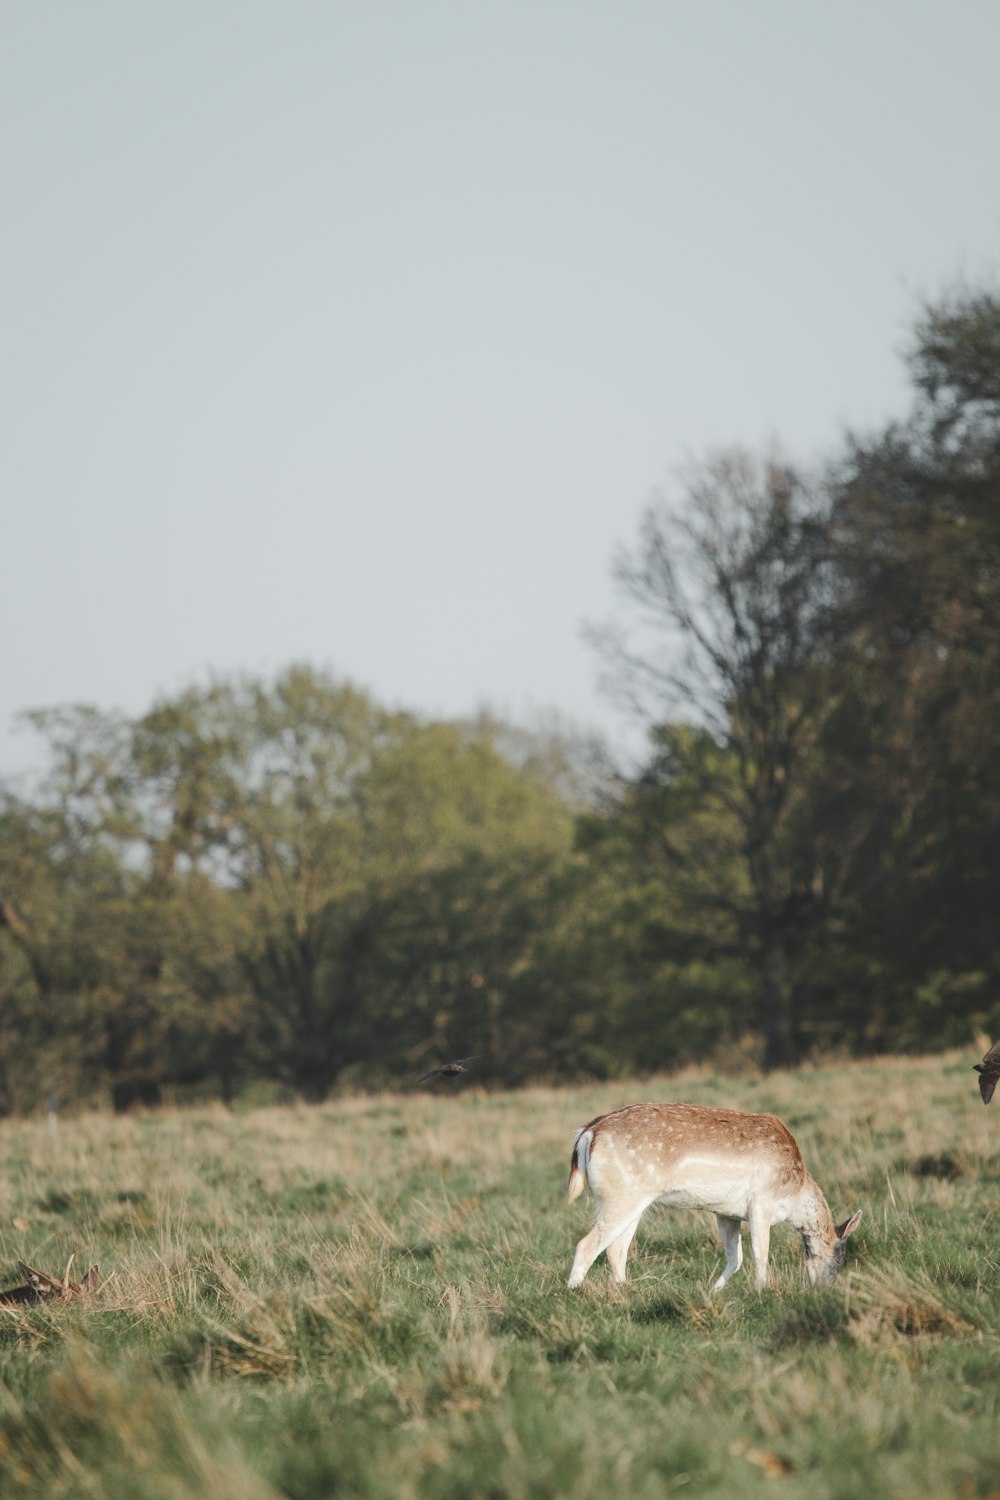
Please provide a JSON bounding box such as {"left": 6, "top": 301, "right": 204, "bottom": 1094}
{"left": 764, "top": 1290, "right": 851, "bottom": 1350}
{"left": 628, "top": 1295, "right": 688, "bottom": 1325}
{"left": 897, "top": 1151, "right": 966, "bottom": 1181}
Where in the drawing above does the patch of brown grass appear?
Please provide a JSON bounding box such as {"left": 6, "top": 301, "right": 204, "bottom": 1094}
{"left": 846, "top": 1267, "right": 977, "bottom": 1345}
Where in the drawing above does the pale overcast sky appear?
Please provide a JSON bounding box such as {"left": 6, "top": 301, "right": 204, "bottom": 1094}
{"left": 3, "top": 2, "right": 999, "bottom": 780}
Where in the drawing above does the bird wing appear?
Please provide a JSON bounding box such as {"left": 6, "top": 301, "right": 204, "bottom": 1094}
{"left": 419, "top": 1055, "right": 481, "bottom": 1081}
{"left": 975, "top": 1041, "right": 1000, "bottom": 1104}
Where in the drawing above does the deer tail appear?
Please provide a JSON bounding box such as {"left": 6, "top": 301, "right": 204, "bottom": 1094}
{"left": 567, "top": 1127, "right": 593, "bottom": 1203}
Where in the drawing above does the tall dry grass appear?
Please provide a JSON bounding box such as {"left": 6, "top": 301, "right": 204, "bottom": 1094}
{"left": 0, "top": 1052, "right": 998, "bottom": 1497}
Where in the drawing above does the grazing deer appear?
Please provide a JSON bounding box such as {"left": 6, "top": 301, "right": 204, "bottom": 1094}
{"left": 566, "top": 1103, "right": 861, "bottom": 1291}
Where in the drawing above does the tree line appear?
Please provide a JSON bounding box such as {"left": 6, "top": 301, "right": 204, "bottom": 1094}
{"left": 2, "top": 286, "right": 999, "bottom": 1109}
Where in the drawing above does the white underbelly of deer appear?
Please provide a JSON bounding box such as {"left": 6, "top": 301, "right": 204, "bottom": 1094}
{"left": 652, "top": 1160, "right": 756, "bottom": 1218}
{"left": 566, "top": 1103, "right": 861, "bottom": 1292}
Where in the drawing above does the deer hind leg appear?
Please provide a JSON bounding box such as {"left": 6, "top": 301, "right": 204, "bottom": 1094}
{"left": 747, "top": 1204, "right": 772, "bottom": 1290}
{"left": 712, "top": 1214, "right": 744, "bottom": 1290}
{"left": 568, "top": 1203, "right": 646, "bottom": 1289}
{"left": 605, "top": 1213, "right": 644, "bottom": 1284}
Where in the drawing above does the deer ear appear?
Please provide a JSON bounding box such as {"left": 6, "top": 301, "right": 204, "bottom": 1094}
{"left": 18, "top": 1262, "right": 58, "bottom": 1294}
{"left": 835, "top": 1210, "right": 862, "bottom": 1240}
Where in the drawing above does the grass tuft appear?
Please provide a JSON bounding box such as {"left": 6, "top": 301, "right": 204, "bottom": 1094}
{"left": 847, "top": 1267, "right": 978, "bottom": 1344}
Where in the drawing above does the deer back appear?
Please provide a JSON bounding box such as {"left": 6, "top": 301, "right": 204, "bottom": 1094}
{"left": 574, "top": 1103, "right": 811, "bottom": 1216}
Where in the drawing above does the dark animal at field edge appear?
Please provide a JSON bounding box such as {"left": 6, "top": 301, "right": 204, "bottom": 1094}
{"left": 973, "top": 1040, "right": 1000, "bottom": 1104}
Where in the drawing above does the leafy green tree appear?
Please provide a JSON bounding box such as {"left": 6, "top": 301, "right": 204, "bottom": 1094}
{"left": 1, "top": 666, "right": 600, "bottom": 1105}
{"left": 0, "top": 786, "right": 154, "bottom": 1111}
{"left": 125, "top": 669, "right": 583, "bottom": 1097}
{"left": 283, "top": 711, "right": 580, "bottom": 1089}
{"left": 2, "top": 695, "right": 255, "bottom": 1109}
{"left": 110, "top": 668, "right": 394, "bottom": 1100}
{"left": 565, "top": 725, "right": 756, "bottom": 1075}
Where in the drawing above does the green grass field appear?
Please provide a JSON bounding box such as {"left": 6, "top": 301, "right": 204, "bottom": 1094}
{"left": 0, "top": 1051, "right": 998, "bottom": 1499}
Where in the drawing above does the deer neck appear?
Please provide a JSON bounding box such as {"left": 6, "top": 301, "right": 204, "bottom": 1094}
{"left": 792, "top": 1176, "right": 838, "bottom": 1260}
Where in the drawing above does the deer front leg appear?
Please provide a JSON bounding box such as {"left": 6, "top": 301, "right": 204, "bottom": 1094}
{"left": 747, "top": 1203, "right": 771, "bottom": 1290}
{"left": 712, "top": 1214, "right": 744, "bottom": 1290}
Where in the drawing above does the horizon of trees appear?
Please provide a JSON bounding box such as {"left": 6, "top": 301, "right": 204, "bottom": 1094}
{"left": 3, "top": 284, "right": 1000, "bottom": 1110}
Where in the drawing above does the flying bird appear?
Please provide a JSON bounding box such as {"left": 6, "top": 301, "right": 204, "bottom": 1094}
{"left": 973, "top": 1040, "right": 1000, "bottom": 1104}
{"left": 417, "top": 1056, "right": 481, "bottom": 1084}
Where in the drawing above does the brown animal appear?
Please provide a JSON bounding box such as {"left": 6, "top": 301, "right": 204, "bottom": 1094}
{"left": 0, "top": 1258, "right": 99, "bottom": 1306}
{"left": 973, "top": 1041, "right": 1000, "bottom": 1104}
{"left": 566, "top": 1102, "right": 862, "bottom": 1291}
